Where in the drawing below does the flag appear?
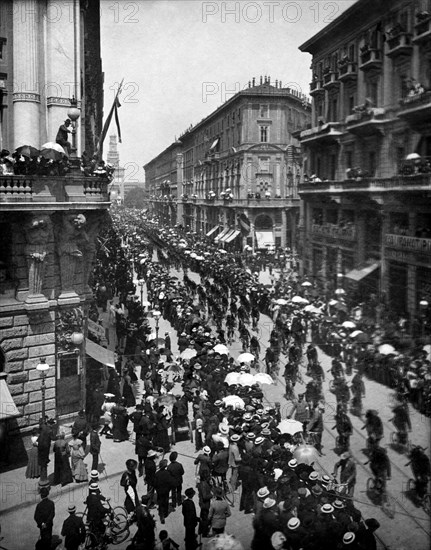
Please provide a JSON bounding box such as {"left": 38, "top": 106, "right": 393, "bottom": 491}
{"left": 97, "top": 79, "right": 123, "bottom": 159}
{"left": 239, "top": 213, "right": 251, "bottom": 234}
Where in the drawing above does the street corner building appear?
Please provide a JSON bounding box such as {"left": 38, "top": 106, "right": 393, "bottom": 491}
{"left": 297, "top": 0, "right": 431, "bottom": 325}
{"left": 144, "top": 76, "right": 312, "bottom": 252}
{"left": 0, "top": 0, "right": 110, "bottom": 467}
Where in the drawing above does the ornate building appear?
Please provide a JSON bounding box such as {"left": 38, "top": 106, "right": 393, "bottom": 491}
{"left": 145, "top": 77, "right": 311, "bottom": 250}
{"left": 0, "top": 0, "right": 109, "bottom": 462}
{"left": 298, "top": 0, "right": 431, "bottom": 327}
{"left": 107, "top": 134, "right": 125, "bottom": 203}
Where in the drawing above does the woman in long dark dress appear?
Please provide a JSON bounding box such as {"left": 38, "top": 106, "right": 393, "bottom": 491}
{"left": 153, "top": 406, "right": 170, "bottom": 452}
{"left": 25, "top": 428, "right": 40, "bottom": 479}
{"left": 112, "top": 399, "right": 129, "bottom": 442}
{"left": 106, "top": 368, "right": 121, "bottom": 402}
{"left": 122, "top": 370, "right": 136, "bottom": 408}
{"left": 53, "top": 432, "right": 73, "bottom": 486}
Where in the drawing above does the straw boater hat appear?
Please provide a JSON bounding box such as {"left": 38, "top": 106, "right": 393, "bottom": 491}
{"left": 257, "top": 487, "right": 270, "bottom": 499}
{"left": 343, "top": 533, "right": 356, "bottom": 545}
{"left": 321, "top": 503, "right": 334, "bottom": 514}
{"left": 287, "top": 518, "right": 301, "bottom": 530}
{"left": 263, "top": 497, "right": 277, "bottom": 509}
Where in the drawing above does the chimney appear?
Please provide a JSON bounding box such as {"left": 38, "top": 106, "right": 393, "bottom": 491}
{"left": 268, "top": 76, "right": 271, "bottom": 85}
{"left": 252, "top": 77, "right": 255, "bottom": 86}
{"left": 248, "top": 80, "right": 251, "bottom": 88}
{"left": 275, "top": 79, "right": 278, "bottom": 88}
{"left": 260, "top": 75, "right": 263, "bottom": 85}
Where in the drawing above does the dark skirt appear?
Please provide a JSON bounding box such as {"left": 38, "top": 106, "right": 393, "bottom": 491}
{"left": 122, "top": 381, "right": 136, "bottom": 408}
{"left": 153, "top": 429, "right": 170, "bottom": 452}
{"left": 25, "top": 446, "right": 40, "bottom": 479}
{"left": 54, "top": 451, "right": 74, "bottom": 486}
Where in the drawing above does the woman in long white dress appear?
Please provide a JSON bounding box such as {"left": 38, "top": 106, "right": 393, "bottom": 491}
{"left": 70, "top": 439, "right": 88, "bottom": 482}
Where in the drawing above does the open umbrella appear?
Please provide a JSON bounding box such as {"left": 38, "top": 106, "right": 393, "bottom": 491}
{"left": 275, "top": 298, "right": 289, "bottom": 306}
{"left": 378, "top": 344, "right": 398, "bottom": 356}
{"left": 293, "top": 444, "right": 318, "bottom": 465}
{"left": 219, "top": 249, "right": 228, "bottom": 254}
{"left": 15, "top": 145, "right": 40, "bottom": 158}
{"left": 40, "top": 142, "right": 68, "bottom": 159}
{"left": 213, "top": 344, "right": 229, "bottom": 355}
{"left": 301, "top": 281, "right": 312, "bottom": 287}
{"left": 156, "top": 394, "right": 177, "bottom": 407}
{"left": 342, "top": 321, "right": 356, "bottom": 329}
{"left": 277, "top": 419, "right": 303, "bottom": 435}
{"left": 224, "top": 372, "right": 241, "bottom": 386}
{"left": 237, "top": 373, "right": 255, "bottom": 387}
{"left": 291, "top": 296, "right": 304, "bottom": 304}
{"left": 254, "top": 373, "right": 274, "bottom": 385}
{"left": 237, "top": 352, "right": 255, "bottom": 364}
{"left": 180, "top": 348, "right": 197, "bottom": 360}
{"left": 222, "top": 395, "right": 245, "bottom": 409}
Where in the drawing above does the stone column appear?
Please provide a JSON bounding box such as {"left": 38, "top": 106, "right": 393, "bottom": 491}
{"left": 13, "top": 0, "right": 40, "bottom": 147}
{"left": 281, "top": 209, "right": 287, "bottom": 248}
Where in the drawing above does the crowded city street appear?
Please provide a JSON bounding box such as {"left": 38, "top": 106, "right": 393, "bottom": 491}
{"left": 2, "top": 207, "right": 429, "bottom": 550}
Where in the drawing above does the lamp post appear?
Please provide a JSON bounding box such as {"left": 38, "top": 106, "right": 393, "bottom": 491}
{"left": 138, "top": 279, "right": 145, "bottom": 303}
{"left": 153, "top": 310, "right": 161, "bottom": 347}
{"left": 36, "top": 358, "right": 50, "bottom": 421}
{"left": 419, "top": 299, "right": 429, "bottom": 339}
{"left": 67, "top": 96, "right": 81, "bottom": 170}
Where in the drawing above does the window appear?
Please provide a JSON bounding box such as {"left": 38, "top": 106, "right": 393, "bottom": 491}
{"left": 260, "top": 104, "right": 269, "bottom": 118}
{"left": 330, "top": 154, "right": 336, "bottom": 180}
{"left": 396, "top": 146, "right": 405, "bottom": 172}
{"left": 0, "top": 38, "right": 6, "bottom": 61}
{"left": 330, "top": 97, "right": 338, "bottom": 121}
{"left": 348, "top": 44, "right": 355, "bottom": 61}
{"left": 348, "top": 95, "right": 355, "bottom": 113}
{"left": 367, "top": 79, "right": 378, "bottom": 106}
{"left": 369, "top": 151, "right": 376, "bottom": 176}
{"left": 345, "top": 150, "right": 353, "bottom": 169}
{"left": 260, "top": 126, "right": 268, "bottom": 143}
{"left": 258, "top": 157, "right": 270, "bottom": 172}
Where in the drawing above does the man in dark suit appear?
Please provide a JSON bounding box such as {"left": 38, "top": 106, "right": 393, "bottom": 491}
{"left": 61, "top": 504, "right": 86, "bottom": 550}
{"left": 89, "top": 423, "right": 101, "bottom": 471}
{"left": 182, "top": 487, "right": 199, "bottom": 550}
{"left": 154, "top": 459, "right": 175, "bottom": 524}
{"left": 71, "top": 410, "right": 90, "bottom": 451}
{"left": 34, "top": 487, "right": 55, "bottom": 549}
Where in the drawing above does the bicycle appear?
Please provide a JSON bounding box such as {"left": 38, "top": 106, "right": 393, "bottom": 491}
{"left": 366, "top": 475, "right": 395, "bottom": 518}
{"left": 79, "top": 498, "right": 130, "bottom": 548}
{"left": 77, "top": 497, "right": 130, "bottom": 529}
{"left": 210, "top": 474, "right": 235, "bottom": 506}
{"left": 406, "top": 478, "right": 431, "bottom": 514}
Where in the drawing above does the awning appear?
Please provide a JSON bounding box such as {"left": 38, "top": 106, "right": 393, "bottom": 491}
{"left": 214, "top": 228, "right": 230, "bottom": 242}
{"left": 0, "top": 373, "right": 21, "bottom": 420}
{"left": 345, "top": 262, "right": 380, "bottom": 282}
{"left": 256, "top": 230, "right": 275, "bottom": 249}
{"left": 86, "top": 339, "right": 116, "bottom": 368}
{"left": 206, "top": 226, "right": 219, "bottom": 238}
{"left": 220, "top": 229, "right": 235, "bottom": 243}
{"left": 224, "top": 229, "right": 241, "bottom": 243}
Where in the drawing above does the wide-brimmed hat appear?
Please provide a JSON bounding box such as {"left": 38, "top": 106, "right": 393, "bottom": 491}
{"left": 287, "top": 517, "right": 300, "bottom": 530}
{"left": 89, "top": 483, "right": 99, "bottom": 491}
{"left": 246, "top": 432, "right": 256, "bottom": 440}
{"left": 311, "top": 484, "right": 323, "bottom": 496}
{"left": 309, "top": 471, "right": 319, "bottom": 481}
{"left": 343, "top": 532, "right": 356, "bottom": 545}
{"left": 255, "top": 436, "right": 264, "bottom": 445}
{"left": 341, "top": 451, "right": 351, "bottom": 460}
{"left": 321, "top": 503, "right": 334, "bottom": 514}
{"left": 90, "top": 470, "right": 99, "bottom": 479}
{"left": 288, "top": 459, "right": 298, "bottom": 468}
{"left": 230, "top": 434, "right": 240, "bottom": 442}
{"left": 68, "top": 504, "right": 76, "bottom": 513}
{"left": 271, "top": 532, "right": 287, "bottom": 550}
{"left": 243, "top": 413, "right": 253, "bottom": 421}
{"left": 261, "top": 428, "right": 271, "bottom": 436}
{"left": 147, "top": 450, "right": 158, "bottom": 458}
{"left": 203, "top": 446, "right": 211, "bottom": 454}
{"left": 257, "top": 486, "right": 270, "bottom": 499}
{"left": 219, "top": 424, "right": 229, "bottom": 435}
{"left": 333, "top": 499, "right": 345, "bottom": 509}
{"left": 214, "top": 400, "right": 223, "bottom": 407}
{"left": 263, "top": 497, "right": 277, "bottom": 509}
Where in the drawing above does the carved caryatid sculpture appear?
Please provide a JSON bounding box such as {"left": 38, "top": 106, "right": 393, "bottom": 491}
{"left": 24, "top": 214, "right": 52, "bottom": 298}
{"left": 56, "top": 212, "right": 87, "bottom": 294}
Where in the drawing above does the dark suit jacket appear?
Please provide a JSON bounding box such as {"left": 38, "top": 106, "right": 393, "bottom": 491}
{"left": 182, "top": 498, "right": 198, "bottom": 528}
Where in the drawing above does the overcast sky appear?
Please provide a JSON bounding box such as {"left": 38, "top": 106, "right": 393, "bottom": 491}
{"left": 100, "top": 0, "right": 355, "bottom": 184}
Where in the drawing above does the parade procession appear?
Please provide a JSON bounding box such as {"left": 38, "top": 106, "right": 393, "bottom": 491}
{"left": 0, "top": 1, "right": 430, "bottom": 550}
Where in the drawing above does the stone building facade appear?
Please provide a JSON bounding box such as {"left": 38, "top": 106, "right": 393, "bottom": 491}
{"left": 146, "top": 77, "right": 311, "bottom": 251}
{"left": 298, "top": 0, "right": 431, "bottom": 326}
{"left": 0, "top": 0, "right": 109, "bottom": 464}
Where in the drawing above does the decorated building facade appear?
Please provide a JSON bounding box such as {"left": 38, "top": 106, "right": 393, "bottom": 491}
{"left": 145, "top": 77, "right": 311, "bottom": 251}
{"left": 0, "top": 0, "right": 109, "bottom": 463}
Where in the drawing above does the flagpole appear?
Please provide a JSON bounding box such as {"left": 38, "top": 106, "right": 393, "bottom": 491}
{"left": 97, "top": 78, "right": 124, "bottom": 160}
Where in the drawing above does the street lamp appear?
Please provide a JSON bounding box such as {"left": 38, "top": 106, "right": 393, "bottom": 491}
{"left": 67, "top": 96, "right": 81, "bottom": 169}
{"left": 152, "top": 310, "right": 161, "bottom": 347}
{"left": 419, "top": 299, "right": 429, "bottom": 339}
{"left": 36, "top": 358, "right": 50, "bottom": 421}
{"left": 138, "top": 279, "right": 145, "bottom": 303}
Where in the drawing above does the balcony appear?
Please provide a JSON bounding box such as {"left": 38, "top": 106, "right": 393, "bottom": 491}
{"left": 398, "top": 90, "right": 431, "bottom": 130}
{"left": 300, "top": 122, "right": 343, "bottom": 147}
{"left": 0, "top": 174, "right": 110, "bottom": 211}
{"left": 323, "top": 70, "right": 340, "bottom": 90}
{"left": 386, "top": 31, "right": 413, "bottom": 58}
{"left": 311, "top": 223, "right": 356, "bottom": 241}
{"left": 413, "top": 14, "right": 431, "bottom": 44}
{"left": 385, "top": 233, "right": 431, "bottom": 255}
{"left": 346, "top": 107, "right": 389, "bottom": 137}
{"left": 309, "top": 79, "right": 324, "bottom": 97}
{"left": 359, "top": 47, "right": 382, "bottom": 72}
{"left": 338, "top": 61, "right": 357, "bottom": 82}
{"left": 299, "top": 173, "right": 431, "bottom": 196}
